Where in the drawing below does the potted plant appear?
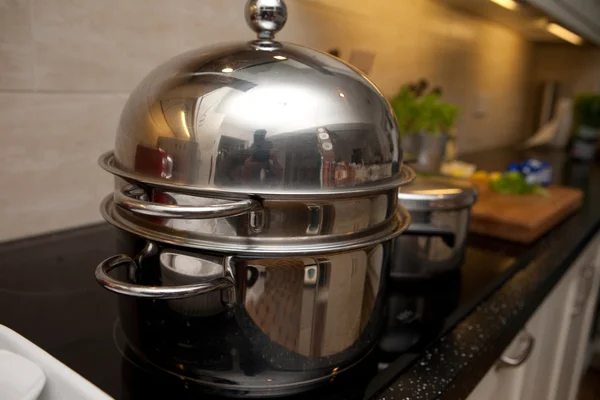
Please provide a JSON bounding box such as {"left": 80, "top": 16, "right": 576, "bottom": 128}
{"left": 390, "top": 86, "right": 422, "bottom": 161}
{"left": 571, "top": 94, "right": 600, "bottom": 161}
{"left": 417, "top": 95, "right": 460, "bottom": 172}
{"left": 390, "top": 84, "right": 460, "bottom": 171}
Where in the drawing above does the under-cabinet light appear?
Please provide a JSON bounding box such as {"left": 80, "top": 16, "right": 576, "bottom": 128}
{"left": 489, "top": 0, "right": 519, "bottom": 11}
{"left": 547, "top": 23, "right": 584, "bottom": 45}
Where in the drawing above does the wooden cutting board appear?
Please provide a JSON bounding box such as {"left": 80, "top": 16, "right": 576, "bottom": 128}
{"left": 469, "top": 180, "right": 584, "bottom": 244}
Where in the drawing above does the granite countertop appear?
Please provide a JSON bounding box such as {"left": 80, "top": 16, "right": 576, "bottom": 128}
{"left": 1, "top": 147, "right": 600, "bottom": 400}
{"left": 373, "top": 147, "right": 600, "bottom": 399}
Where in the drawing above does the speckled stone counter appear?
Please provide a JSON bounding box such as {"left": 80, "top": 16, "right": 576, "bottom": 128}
{"left": 1, "top": 147, "right": 600, "bottom": 400}
{"left": 373, "top": 148, "right": 600, "bottom": 400}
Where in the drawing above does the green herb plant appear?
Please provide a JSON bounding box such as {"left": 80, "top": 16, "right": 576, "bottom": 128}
{"left": 574, "top": 94, "right": 600, "bottom": 129}
{"left": 438, "top": 103, "right": 460, "bottom": 133}
{"left": 390, "top": 86, "right": 421, "bottom": 137}
{"left": 390, "top": 85, "right": 460, "bottom": 137}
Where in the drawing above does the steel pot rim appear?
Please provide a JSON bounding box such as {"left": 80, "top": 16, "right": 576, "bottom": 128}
{"left": 397, "top": 174, "right": 478, "bottom": 211}
{"left": 99, "top": 151, "right": 416, "bottom": 200}
{"left": 100, "top": 194, "right": 411, "bottom": 256}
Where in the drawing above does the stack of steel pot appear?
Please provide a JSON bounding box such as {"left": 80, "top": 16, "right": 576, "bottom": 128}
{"left": 95, "top": 0, "right": 415, "bottom": 397}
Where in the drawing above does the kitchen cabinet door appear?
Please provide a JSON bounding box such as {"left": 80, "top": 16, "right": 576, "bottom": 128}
{"left": 518, "top": 263, "right": 577, "bottom": 400}
{"left": 552, "top": 238, "right": 600, "bottom": 400}
{"left": 467, "top": 272, "right": 569, "bottom": 400}
{"left": 468, "top": 234, "right": 600, "bottom": 400}
{"left": 552, "top": 0, "right": 600, "bottom": 33}
{"left": 466, "top": 329, "right": 535, "bottom": 400}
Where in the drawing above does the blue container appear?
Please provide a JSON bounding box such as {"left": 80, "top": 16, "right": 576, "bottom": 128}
{"left": 505, "top": 159, "right": 552, "bottom": 186}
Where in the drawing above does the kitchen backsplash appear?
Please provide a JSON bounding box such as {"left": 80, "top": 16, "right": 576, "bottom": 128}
{"left": 521, "top": 43, "right": 600, "bottom": 138}
{"left": 531, "top": 43, "right": 600, "bottom": 96}
{"left": 0, "top": 0, "right": 531, "bottom": 241}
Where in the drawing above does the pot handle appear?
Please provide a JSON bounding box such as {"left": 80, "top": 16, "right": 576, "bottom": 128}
{"left": 115, "top": 184, "right": 260, "bottom": 219}
{"left": 404, "top": 223, "right": 456, "bottom": 248}
{"left": 95, "top": 254, "right": 235, "bottom": 299}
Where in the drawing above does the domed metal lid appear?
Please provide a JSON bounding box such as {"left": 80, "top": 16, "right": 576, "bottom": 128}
{"left": 398, "top": 175, "right": 478, "bottom": 210}
{"left": 99, "top": 0, "right": 407, "bottom": 198}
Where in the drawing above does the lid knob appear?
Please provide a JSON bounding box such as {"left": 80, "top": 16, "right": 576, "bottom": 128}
{"left": 245, "top": 0, "right": 287, "bottom": 41}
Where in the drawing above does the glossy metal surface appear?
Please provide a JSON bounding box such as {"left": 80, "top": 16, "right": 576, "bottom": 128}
{"left": 397, "top": 174, "right": 478, "bottom": 210}
{"left": 496, "top": 331, "right": 535, "bottom": 370}
{"left": 159, "top": 250, "right": 232, "bottom": 317}
{"left": 101, "top": 165, "right": 413, "bottom": 253}
{"left": 96, "top": 252, "right": 234, "bottom": 299}
{"left": 101, "top": 194, "right": 410, "bottom": 255}
{"left": 415, "top": 132, "right": 449, "bottom": 173}
{"left": 95, "top": 1, "right": 408, "bottom": 394}
{"left": 104, "top": 0, "right": 401, "bottom": 196}
{"left": 106, "top": 166, "right": 412, "bottom": 242}
{"left": 105, "top": 231, "right": 394, "bottom": 396}
{"left": 245, "top": 0, "right": 287, "bottom": 41}
{"left": 101, "top": 152, "right": 412, "bottom": 199}
{"left": 115, "top": 184, "right": 261, "bottom": 219}
{"left": 392, "top": 208, "right": 471, "bottom": 279}
{"left": 117, "top": 187, "right": 396, "bottom": 234}
{"left": 393, "top": 175, "right": 476, "bottom": 279}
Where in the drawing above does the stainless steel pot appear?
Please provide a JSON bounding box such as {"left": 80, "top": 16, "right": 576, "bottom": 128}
{"left": 392, "top": 175, "right": 478, "bottom": 280}
{"left": 94, "top": 0, "right": 414, "bottom": 254}
{"left": 99, "top": 166, "right": 414, "bottom": 255}
{"left": 400, "top": 133, "right": 449, "bottom": 173}
{"left": 96, "top": 214, "right": 408, "bottom": 397}
{"left": 94, "top": 0, "right": 416, "bottom": 396}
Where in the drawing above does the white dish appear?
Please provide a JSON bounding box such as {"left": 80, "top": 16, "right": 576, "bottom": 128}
{"left": 0, "top": 349, "right": 46, "bottom": 400}
{"left": 0, "top": 325, "right": 113, "bottom": 400}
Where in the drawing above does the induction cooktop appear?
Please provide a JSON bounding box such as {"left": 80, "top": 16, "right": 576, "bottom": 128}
{"left": 0, "top": 224, "right": 517, "bottom": 399}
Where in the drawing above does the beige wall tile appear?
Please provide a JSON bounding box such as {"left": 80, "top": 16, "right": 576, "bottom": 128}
{"left": 451, "top": 14, "right": 531, "bottom": 152}
{"left": 524, "top": 43, "right": 600, "bottom": 136}
{"left": 286, "top": 0, "right": 531, "bottom": 154}
{"left": 0, "top": 0, "right": 533, "bottom": 239}
{"left": 181, "top": 0, "right": 251, "bottom": 49}
{"left": 0, "top": 92, "right": 127, "bottom": 241}
{"left": 0, "top": 0, "right": 35, "bottom": 90}
{"left": 31, "top": 0, "right": 187, "bottom": 92}
{"left": 532, "top": 44, "right": 600, "bottom": 96}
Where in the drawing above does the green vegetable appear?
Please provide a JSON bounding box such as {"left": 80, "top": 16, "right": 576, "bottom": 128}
{"left": 533, "top": 186, "right": 550, "bottom": 197}
{"left": 490, "top": 172, "right": 548, "bottom": 196}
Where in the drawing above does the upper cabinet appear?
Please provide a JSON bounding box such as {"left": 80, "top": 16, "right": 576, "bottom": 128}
{"left": 446, "top": 0, "right": 600, "bottom": 46}
{"left": 548, "top": 0, "right": 600, "bottom": 33}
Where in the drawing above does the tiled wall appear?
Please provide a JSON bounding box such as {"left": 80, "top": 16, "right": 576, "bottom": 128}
{"left": 531, "top": 43, "right": 600, "bottom": 96}
{"left": 524, "top": 44, "right": 600, "bottom": 136}
{"left": 0, "top": 0, "right": 531, "bottom": 241}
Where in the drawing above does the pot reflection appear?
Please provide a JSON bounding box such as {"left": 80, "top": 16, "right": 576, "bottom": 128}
{"left": 241, "top": 248, "right": 381, "bottom": 358}
{"left": 114, "top": 318, "right": 380, "bottom": 400}
{"left": 379, "top": 271, "right": 462, "bottom": 360}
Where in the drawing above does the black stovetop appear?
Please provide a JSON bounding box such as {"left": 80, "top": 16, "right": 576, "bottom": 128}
{"left": 0, "top": 223, "right": 518, "bottom": 400}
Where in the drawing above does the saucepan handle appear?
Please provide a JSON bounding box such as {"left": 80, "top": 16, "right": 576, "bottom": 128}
{"left": 404, "top": 223, "right": 456, "bottom": 248}
{"left": 115, "top": 184, "right": 260, "bottom": 219}
{"left": 95, "top": 254, "right": 235, "bottom": 299}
